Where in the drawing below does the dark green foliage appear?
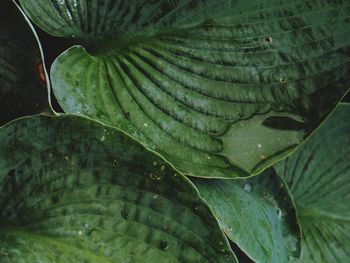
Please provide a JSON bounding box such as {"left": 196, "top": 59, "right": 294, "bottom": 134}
{"left": 0, "top": 1, "right": 349, "bottom": 262}
{"left": 0, "top": 1, "right": 48, "bottom": 126}
{"left": 20, "top": 0, "right": 350, "bottom": 178}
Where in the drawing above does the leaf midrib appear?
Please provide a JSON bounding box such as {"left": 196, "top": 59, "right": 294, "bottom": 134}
{"left": 91, "top": 28, "right": 186, "bottom": 57}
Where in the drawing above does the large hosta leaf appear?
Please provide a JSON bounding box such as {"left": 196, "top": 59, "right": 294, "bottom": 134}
{"left": 0, "top": 0, "right": 48, "bottom": 126}
{"left": 20, "top": 0, "right": 350, "bottom": 178}
{"left": 0, "top": 115, "right": 235, "bottom": 262}
{"left": 193, "top": 168, "right": 301, "bottom": 263}
{"left": 274, "top": 104, "right": 350, "bottom": 262}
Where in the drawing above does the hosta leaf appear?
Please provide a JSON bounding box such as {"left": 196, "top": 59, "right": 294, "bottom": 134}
{"left": 0, "top": 0, "right": 48, "bottom": 126}
{"left": 193, "top": 168, "right": 301, "bottom": 263}
{"left": 0, "top": 115, "right": 235, "bottom": 263}
{"left": 20, "top": 0, "right": 350, "bottom": 178}
{"left": 274, "top": 104, "right": 350, "bottom": 262}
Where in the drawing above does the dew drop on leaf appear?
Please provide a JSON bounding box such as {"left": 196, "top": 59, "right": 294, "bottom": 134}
{"left": 159, "top": 240, "right": 169, "bottom": 251}
{"left": 243, "top": 183, "right": 252, "bottom": 192}
{"left": 276, "top": 208, "right": 283, "bottom": 220}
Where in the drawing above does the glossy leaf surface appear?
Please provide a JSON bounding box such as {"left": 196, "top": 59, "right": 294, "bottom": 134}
{"left": 20, "top": 0, "right": 350, "bottom": 178}
{"left": 0, "top": 115, "right": 235, "bottom": 263}
{"left": 194, "top": 169, "right": 301, "bottom": 263}
{"left": 275, "top": 104, "right": 350, "bottom": 263}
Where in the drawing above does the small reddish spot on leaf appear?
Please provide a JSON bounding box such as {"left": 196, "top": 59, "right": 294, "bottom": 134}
{"left": 37, "top": 62, "right": 46, "bottom": 85}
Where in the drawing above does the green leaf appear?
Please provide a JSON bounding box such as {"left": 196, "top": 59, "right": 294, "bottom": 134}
{"left": 274, "top": 104, "right": 350, "bottom": 262}
{"left": 0, "top": 0, "right": 48, "bottom": 126}
{"left": 20, "top": 0, "right": 350, "bottom": 178}
{"left": 0, "top": 115, "right": 236, "bottom": 263}
{"left": 193, "top": 168, "right": 301, "bottom": 263}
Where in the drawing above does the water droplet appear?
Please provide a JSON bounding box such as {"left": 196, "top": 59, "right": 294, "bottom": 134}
{"left": 100, "top": 135, "right": 106, "bottom": 142}
{"left": 64, "top": 156, "right": 70, "bottom": 161}
{"left": 264, "top": 36, "right": 273, "bottom": 43}
{"left": 206, "top": 156, "right": 211, "bottom": 160}
{"left": 152, "top": 161, "right": 157, "bottom": 166}
{"left": 143, "top": 123, "right": 148, "bottom": 127}
{"left": 173, "top": 173, "right": 177, "bottom": 177}
{"left": 149, "top": 173, "right": 161, "bottom": 181}
{"left": 257, "top": 143, "right": 262, "bottom": 148}
{"left": 73, "top": 0, "right": 78, "bottom": 7}
{"left": 153, "top": 194, "right": 159, "bottom": 199}
{"left": 78, "top": 230, "right": 83, "bottom": 236}
{"left": 276, "top": 208, "right": 283, "bottom": 220}
{"left": 159, "top": 240, "right": 169, "bottom": 251}
{"left": 260, "top": 154, "right": 266, "bottom": 160}
{"left": 194, "top": 206, "right": 199, "bottom": 211}
{"left": 243, "top": 183, "right": 252, "bottom": 192}
{"left": 67, "top": 9, "right": 73, "bottom": 20}
{"left": 113, "top": 160, "right": 119, "bottom": 167}
{"left": 280, "top": 77, "right": 287, "bottom": 84}
{"left": 163, "top": 224, "right": 168, "bottom": 230}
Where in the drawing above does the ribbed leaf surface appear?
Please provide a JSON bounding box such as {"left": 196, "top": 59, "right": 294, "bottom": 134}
{"left": 0, "top": 115, "right": 235, "bottom": 263}
{"left": 275, "top": 104, "right": 350, "bottom": 262}
{"left": 193, "top": 168, "right": 301, "bottom": 263}
{"left": 0, "top": 1, "right": 48, "bottom": 126}
{"left": 20, "top": 0, "right": 350, "bottom": 178}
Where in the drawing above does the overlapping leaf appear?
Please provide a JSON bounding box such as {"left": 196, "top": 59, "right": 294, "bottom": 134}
{"left": 0, "top": 0, "right": 48, "bottom": 126}
{"left": 19, "top": 0, "right": 350, "bottom": 178}
{"left": 0, "top": 115, "right": 235, "bottom": 263}
{"left": 275, "top": 104, "right": 350, "bottom": 262}
{"left": 193, "top": 168, "right": 301, "bottom": 263}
